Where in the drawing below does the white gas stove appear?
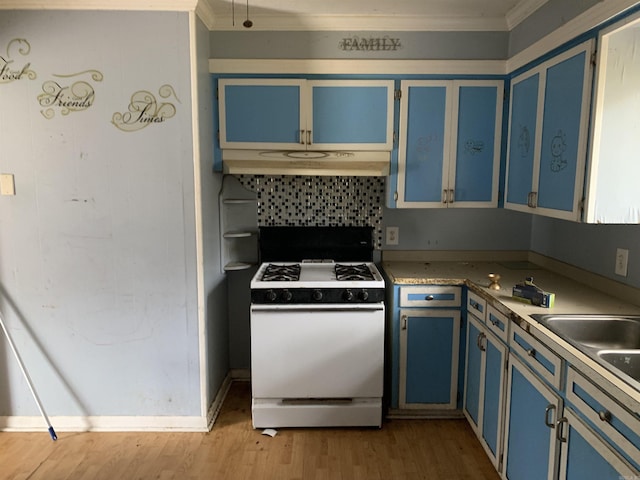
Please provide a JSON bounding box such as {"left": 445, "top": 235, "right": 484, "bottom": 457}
{"left": 250, "top": 227, "right": 385, "bottom": 429}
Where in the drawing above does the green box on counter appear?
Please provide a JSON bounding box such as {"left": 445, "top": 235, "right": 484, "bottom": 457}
{"left": 512, "top": 278, "right": 555, "bottom": 308}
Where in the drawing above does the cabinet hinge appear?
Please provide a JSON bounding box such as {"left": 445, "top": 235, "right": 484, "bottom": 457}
{"left": 394, "top": 89, "right": 402, "bottom": 101}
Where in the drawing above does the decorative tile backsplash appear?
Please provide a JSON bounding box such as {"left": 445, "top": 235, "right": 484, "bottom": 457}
{"left": 235, "top": 175, "right": 385, "bottom": 249}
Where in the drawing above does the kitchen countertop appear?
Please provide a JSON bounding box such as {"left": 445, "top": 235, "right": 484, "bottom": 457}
{"left": 382, "top": 259, "right": 640, "bottom": 413}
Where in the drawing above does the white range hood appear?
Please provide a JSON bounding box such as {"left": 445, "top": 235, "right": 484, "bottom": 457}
{"left": 222, "top": 150, "right": 390, "bottom": 177}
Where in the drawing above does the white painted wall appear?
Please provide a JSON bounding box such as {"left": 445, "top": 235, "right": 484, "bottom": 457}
{"left": 0, "top": 10, "right": 214, "bottom": 426}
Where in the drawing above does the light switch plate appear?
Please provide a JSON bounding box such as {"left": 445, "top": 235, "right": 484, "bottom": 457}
{"left": 0, "top": 174, "right": 15, "bottom": 196}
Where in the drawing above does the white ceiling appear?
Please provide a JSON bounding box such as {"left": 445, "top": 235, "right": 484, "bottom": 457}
{"left": 204, "top": 0, "right": 549, "bottom": 31}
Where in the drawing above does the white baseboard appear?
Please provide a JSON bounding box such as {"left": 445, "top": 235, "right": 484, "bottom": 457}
{"left": 0, "top": 372, "right": 240, "bottom": 434}
{"left": 0, "top": 414, "right": 209, "bottom": 433}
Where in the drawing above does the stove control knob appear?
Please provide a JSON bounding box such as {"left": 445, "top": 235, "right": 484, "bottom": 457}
{"left": 281, "top": 289, "right": 293, "bottom": 302}
{"left": 343, "top": 289, "right": 354, "bottom": 301}
{"left": 312, "top": 289, "right": 323, "bottom": 301}
{"left": 266, "top": 289, "right": 277, "bottom": 302}
{"left": 359, "top": 289, "right": 369, "bottom": 301}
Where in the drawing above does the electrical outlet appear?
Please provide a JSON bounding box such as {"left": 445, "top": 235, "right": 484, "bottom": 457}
{"left": 386, "top": 226, "right": 399, "bottom": 246}
{"left": 615, "top": 248, "right": 629, "bottom": 277}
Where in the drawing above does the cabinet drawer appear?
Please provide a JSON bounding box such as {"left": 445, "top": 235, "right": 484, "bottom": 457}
{"left": 399, "top": 286, "right": 461, "bottom": 308}
{"left": 510, "top": 320, "right": 563, "bottom": 390}
{"left": 566, "top": 367, "right": 640, "bottom": 469}
{"left": 467, "top": 291, "right": 487, "bottom": 321}
{"left": 486, "top": 305, "right": 509, "bottom": 343}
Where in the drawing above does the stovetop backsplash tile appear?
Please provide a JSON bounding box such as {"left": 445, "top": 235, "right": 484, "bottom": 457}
{"left": 235, "top": 175, "right": 384, "bottom": 249}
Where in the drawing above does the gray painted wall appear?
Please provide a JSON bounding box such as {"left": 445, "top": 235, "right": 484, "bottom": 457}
{"left": 210, "top": 31, "right": 508, "bottom": 60}
{"left": 508, "top": 0, "right": 599, "bottom": 57}
{"left": 530, "top": 217, "right": 640, "bottom": 289}
{"left": 381, "top": 208, "right": 532, "bottom": 251}
{"left": 0, "top": 10, "right": 207, "bottom": 420}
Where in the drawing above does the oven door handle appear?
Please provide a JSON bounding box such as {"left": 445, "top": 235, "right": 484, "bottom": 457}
{"left": 251, "top": 305, "right": 385, "bottom": 313}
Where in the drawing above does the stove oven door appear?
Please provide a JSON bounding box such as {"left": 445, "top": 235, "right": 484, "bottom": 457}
{"left": 250, "top": 303, "right": 385, "bottom": 399}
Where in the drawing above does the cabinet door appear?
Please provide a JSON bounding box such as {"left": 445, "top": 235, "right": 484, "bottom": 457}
{"left": 481, "top": 328, "right": 507, "bottom": 469}
{"left": 558, "top": 408, "right": 639, "bottom": 480}
{"left": 397, "top": 81, "right": 452, "bottom": 207}
{"left": 396, "top": 80, "right": 502, "bottom": 208}
{"left": 308, "top": 80, "right": 394, "bottom": 150}
{"left": 399, "top": 308, "right": 461, "bottom": 409}
{"left": 219, "top": 79, "right": 305, "bottom": 150}
{"left": 505, "top": 72, "right": 540, "bottom": 210}
{"left": 505, "top": 40, "right": 594, "bottom": 221}
{"left": 449, "top": 81, "right": 503, "bottom": 207}
{"left": 536, "top": 43, "right": 592, "bottom": 217}
{"left": 464, "top": 314, "right": 507, "bottom": 470}
{"left": 503, "top": 354, "right": 562, "bottom": 480}
{"left": 464, "top": 314, "right": 484, "bottom": 429}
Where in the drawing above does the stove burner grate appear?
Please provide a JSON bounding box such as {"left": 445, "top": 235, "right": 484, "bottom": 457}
{"left": 335, "top": 263, "right": 375, "bottom": 281}
{"left": 262, "top": 263, "right": 301, "bottom": 281}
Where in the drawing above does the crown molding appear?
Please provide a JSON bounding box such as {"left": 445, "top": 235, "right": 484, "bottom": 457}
{"left": 505, "top": 0, "right": 548, "bottom": 30}
{"left": 507, "top": 0, "right": 640, "bottom": 72}
{"left": 209, "top": 58, "right": 508, "bottom": 75}
{"left": 208, "top": 14, "right": 509, "bottom": 32}
{"left": 0, "top": 0, "right": 198, "bottom": 10}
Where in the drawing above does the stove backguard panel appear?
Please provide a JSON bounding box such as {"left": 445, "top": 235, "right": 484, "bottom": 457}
{"left": 235, "top": 175, "right": 384, "bottom": 249}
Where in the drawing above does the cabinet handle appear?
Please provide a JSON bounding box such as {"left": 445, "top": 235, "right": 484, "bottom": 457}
{"left": 527, "top": 348, "right": 536, "bottom": 358}
{"left": 401, "top": 315, "right": 407, "bottom": 330}
{"left": 598, "top": 410, "right": 612, "bottom": 423}
{"left": 442, "top": 190, "right": 448, "bottom": 204}
{"left": 449, "top": 189, "right": 454, "bottom": 204}
{"left": 556, "top": 417, "right": 568, "bottom": 442}
{"left": 425, "top": 295, "right": 434, "bottom": 301}
{"left": 544, "top": 404, "right": 556, "bottom": 428}
{"left": 300, "top": 130, "right": 305, "bottom": 145}
{"left": 307, "top": 130, "right": 312, "bottom": 145}
{"left": 476, "top": 332, "right": 486, "bottom": 351}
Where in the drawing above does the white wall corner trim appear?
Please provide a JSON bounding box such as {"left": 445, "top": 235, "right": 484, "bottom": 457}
{"left": 206, "top": 374, "right": 233, "bottom": 429}
{"left": 209, "top": 59, "right": 508, "bottom": 75}
{"left": 507, "top": 0, "right": 640, "bottom": 72}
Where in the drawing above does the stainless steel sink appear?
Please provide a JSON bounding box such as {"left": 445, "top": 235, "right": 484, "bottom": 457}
{"left": 530, "top": 314, "right": 640, "bottom": 389}
{"left": 530, "top": 314, "right": 640, "bottom": 350}
{"left": 597, "top": 350, "right": 640, "bottom": 382}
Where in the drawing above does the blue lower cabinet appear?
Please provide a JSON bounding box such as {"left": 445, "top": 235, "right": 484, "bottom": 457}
{"left": 464, "top": 314, "right": 507, "bottom": 470}
{"left": 399, "top": 308, "right": 461, "bottom": 409}
{"left": 558, "top": 408, "right": 639, "bottom": 479}
{"left": 503, "top": 353, "right": 562, "bottom": 480}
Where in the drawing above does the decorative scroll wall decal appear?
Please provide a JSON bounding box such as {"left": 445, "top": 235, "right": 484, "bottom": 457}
{"left": 112, "top": 84, "right": 180, "bottom": 132}
{"left": 38, "top": 70, "right": 103, "bottom": 119}
{"left": 0, "top": 38, "right": 36, "bottom": 83}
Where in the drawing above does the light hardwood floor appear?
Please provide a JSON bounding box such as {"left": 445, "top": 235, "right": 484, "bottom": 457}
{"left": 0, "top": 382, "right": 500, "bottom": 479}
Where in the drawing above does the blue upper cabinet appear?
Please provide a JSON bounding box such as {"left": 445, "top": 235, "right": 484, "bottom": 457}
{"left": 219, "top": 79, "right": 304, "bottom": 150}
{"left": 394, "top": 79, "right": 503, "bottom": 208}
{"left": 505, "top": 40, "right": 594, "bottom": 221}
{"left": 218, "top": 78, "right": 394, "bottom": 151}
